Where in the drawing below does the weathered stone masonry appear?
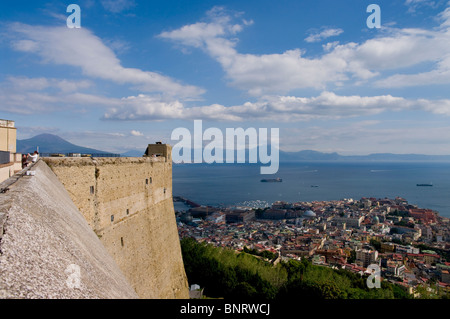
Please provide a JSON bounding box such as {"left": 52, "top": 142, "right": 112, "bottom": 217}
{"left": 43, "top": 144, "right": 189, "bottom": 299}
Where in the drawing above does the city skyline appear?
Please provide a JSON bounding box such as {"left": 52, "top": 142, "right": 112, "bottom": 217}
{"left": 1, "top": 0, "right": 450, "bottom": 155}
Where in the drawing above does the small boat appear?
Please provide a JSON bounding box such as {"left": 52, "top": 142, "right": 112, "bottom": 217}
{"left": 260, "top": 178, "right": 282, "bottom": 182}
{"left": 310, "top": 185, "right": 319, "bottom": 188}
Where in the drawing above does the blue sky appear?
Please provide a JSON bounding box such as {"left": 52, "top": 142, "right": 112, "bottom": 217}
{"left": 1, "top": 0, "right": 450, "bottom": 155}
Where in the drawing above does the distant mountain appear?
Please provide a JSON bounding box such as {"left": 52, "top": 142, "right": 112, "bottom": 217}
{"left": 17, "top": 134, "right": 115, "bottom": 155}
{"left": 17, "top": 134, "right": 450, "bottom": 161}
{"left": 343, "top": 153, "right": 450, "bottom": 161}
{"left": 279, "top": 150, "right": 450, "bottom": 162}
{"left": 279, "top": 150, "right": 341, "bottom": 161}
{"left": 172, "top": 147, "right": 450, "bottom": 163}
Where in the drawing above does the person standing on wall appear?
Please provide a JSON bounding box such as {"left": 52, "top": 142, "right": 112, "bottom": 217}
{"left": 21, "top": 154, "right": 28, "bottom": 168}
{"left": 27, "top": 151, "right": 39, "bottom": 164}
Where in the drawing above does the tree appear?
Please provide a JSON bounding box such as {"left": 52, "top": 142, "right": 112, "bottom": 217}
{"left": 348, "top": 250, "right": 357, "bottom": 264}
{"left": 370, "top": 239, "right": 382, "bottom": 252}
{"left": 234, "top": 282, "right": 258, "bottom": 299}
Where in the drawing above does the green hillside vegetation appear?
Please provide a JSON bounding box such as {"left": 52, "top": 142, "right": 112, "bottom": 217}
{"left": 180, "top": 238, "right": 412, "bottom": 299}
{"left": 242, "top": 246, "right": 278, "bottom": 261}
{"left": 181, "top": 237, "right": 286, "bottom": 299}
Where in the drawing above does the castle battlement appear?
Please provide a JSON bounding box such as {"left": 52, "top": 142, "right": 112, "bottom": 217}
{"left": 144, "top": 143, "right": 172, "bottom": 162}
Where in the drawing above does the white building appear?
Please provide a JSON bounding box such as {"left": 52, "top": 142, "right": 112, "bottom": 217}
{"left": 334, "top": 216, "right": 364, "bottom": 228}
{"left": 356, "top": 249, "right": 378, "bottom": 268}
{"left": 0, "top": 119, "right": 22, "bottom": 184}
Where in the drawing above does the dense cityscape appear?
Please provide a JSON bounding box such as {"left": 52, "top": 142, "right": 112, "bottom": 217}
{"left": 176, "top": 196, "right": 450, "bottom": 297}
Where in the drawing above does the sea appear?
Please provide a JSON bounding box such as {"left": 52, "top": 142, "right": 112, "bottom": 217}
{"left": 172, "top": 161, "right": 450, "bottom": 218}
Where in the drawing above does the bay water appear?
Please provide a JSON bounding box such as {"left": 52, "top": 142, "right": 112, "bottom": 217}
{"left": 172, "top": 161, "right": 450, "bottom": 218}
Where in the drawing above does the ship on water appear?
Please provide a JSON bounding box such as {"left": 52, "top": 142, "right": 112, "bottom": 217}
{"left": 417, "top": 182, "right": 433, "bottom": 187}
{"left": 260, "top": 178, "right": 282, "bottom": 182}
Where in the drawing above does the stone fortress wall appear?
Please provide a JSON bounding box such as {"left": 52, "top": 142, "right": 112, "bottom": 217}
{"left": 0, "top": 160, "right": 139, "bottom": 298}
{"left": 42, "top": 144, "right": 189, "bottom": 299}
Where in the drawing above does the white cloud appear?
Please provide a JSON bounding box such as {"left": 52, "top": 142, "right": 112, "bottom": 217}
{"left": 104, "top": 38, "right": 131, "bottom": 55}
{"left": 305, "top": 28, "right": 344, "bottom": 43}
{"left": 159, "top": 6, "right": 450, "bottom": 94}
{"left": 159, "top": 22, "right": 228, "bottom": 48}
{"left": 8, "top": 23, "right": 205, "bottom": 99}
{"left": 160, "top": 16, "right": 347, "bottom": 93}
{"left": 130, "top": 130, "right": 144, "bottom": 136}
{"left": 11, "top": 39, "right": 39, "bottom": 52}
{"left": 104, "top": 95, "right": 184, "bottom": 120}
{"left": 0, "top": 76, "right": 119, "bottom": 114}
{"left": 7, "top": 76, "right": 93, "bottom": 93}
{"left": 3, "top": 76, "right": 450, "bottom": 123}
{"left": 103, "top": 94, "right": 242, "bottom": 121}
{"left": 102, "top": 91, "right": 450, "bottom": 122}
{"left": 158, "top": 8, "right": 350, "bottom": 94}
{"left": 404, "top": 0, "right": 439, "bottom": 13}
